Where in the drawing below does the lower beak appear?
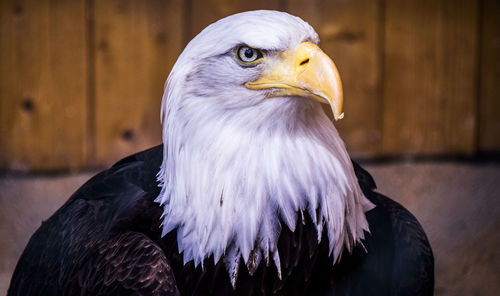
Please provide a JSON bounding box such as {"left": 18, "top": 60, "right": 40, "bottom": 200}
{"left": 245, "top": 42, "right": 344, "bottom": 120}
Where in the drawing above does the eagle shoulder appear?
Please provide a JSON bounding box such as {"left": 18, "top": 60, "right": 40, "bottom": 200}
{"left": 352, "top": 160, "right": 434, "bottom": 295}
{"left": 8, "top": 146, "right": 179, "bottom": 295}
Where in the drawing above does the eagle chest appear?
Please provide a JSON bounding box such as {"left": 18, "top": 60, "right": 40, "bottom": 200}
{"left": 161, "top": 214, "right": 338, "bottom": 296}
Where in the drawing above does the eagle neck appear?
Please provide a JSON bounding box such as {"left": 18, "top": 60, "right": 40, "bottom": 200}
{"left": 156, "top": 97, "right": 373, "bottom": 285}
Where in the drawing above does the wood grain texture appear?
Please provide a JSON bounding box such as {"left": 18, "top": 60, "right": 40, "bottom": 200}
{"left": 478, "top": 0, "right": 500, "bottom": 152}
{"left": 287, "top": 0, "right": 382, "bottom": 158}
{"left": 382, "top": 0, "right": 479, "bottom": 155}
{"left": 93, "top": 0, "right": 184, "bottom": 166}
{"left": 0, "top": 0, "right": 88, "bottom": 170}
{"left": 188, "top": 0, "right": 282, "bottom": 40}
{"left": 1, "top": 1, "right": 496, "bottom": 171}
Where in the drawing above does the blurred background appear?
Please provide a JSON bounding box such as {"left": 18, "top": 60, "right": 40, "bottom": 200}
{"left": 0, "top": 0, "right": 499, "bottom": 295}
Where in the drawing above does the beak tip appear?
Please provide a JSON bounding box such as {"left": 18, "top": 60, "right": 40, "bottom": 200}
{"left": 334, "top": 112, "right": 344, "bottom": 121}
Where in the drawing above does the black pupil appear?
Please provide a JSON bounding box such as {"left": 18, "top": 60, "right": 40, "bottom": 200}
{"left": 244, "top": 48, "right": 254, "bottom": 59}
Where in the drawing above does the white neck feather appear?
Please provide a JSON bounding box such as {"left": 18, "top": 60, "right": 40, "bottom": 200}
{"left": 156, "top": 94, "right": 373, "bottom": 282}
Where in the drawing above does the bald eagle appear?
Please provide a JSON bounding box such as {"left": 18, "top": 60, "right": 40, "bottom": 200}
{"left": 9, "top": 10, "right": 433, "bottom": 296}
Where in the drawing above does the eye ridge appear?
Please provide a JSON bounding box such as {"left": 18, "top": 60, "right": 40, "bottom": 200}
{"left": 236, "top": 45, "right": 264, "bottom": 64}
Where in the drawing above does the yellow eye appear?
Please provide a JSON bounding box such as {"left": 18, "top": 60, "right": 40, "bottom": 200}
{"left": 236, "top": 46, "right": 263, "bottom": 64}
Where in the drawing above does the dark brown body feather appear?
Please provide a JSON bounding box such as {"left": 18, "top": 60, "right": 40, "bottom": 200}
{"left": 8, "top": 145, "right": 433, "bottom": 295}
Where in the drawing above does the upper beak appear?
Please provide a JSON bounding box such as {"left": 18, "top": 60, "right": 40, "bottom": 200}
{"left": 245, "top": 42, "right": 344, "bottom": 120}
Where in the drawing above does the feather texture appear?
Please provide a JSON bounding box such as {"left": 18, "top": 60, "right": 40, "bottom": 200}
{"left": 9, "top": 145, "right": 434, "bottom": 295}
{"left": 156, "top": 10, "right": 373, "bottom": 277}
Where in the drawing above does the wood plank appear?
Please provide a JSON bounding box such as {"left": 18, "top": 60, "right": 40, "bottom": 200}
{"left": 188, "top": 0, "right": 281, "bottom": 40}
{"left": 0, "top": 0, "right": 88, "bottom": 171}
{"left": 93, "top": 0, "right": 184, "bottom": 166}
{"left": 478, "top": 0, "right": 500, "bottom": 152}
{"left": 382, "top": 0, "right": 479, "bottom": 155}
{"left": 287, "top": 0, "right": 382, "bottom": 158}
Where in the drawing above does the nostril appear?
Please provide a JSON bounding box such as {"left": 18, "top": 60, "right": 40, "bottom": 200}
{"left": 299, "top": 58, "right": 309, "bottom": 66}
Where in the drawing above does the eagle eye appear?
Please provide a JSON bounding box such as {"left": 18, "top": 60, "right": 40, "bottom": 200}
{"left": 236, "top": 46, "right": 263, "bottom": 64}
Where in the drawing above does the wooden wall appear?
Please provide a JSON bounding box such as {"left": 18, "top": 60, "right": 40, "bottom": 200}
{"left": 1, "top": 0, "right": 498, "bottom": 171}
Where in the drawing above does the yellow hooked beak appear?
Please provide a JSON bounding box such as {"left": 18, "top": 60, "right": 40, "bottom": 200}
{"left": 245, "top": 42, "right": 344, "bottom": 120}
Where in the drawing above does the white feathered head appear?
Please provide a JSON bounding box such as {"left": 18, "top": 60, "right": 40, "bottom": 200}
{"left": 156, "top": 10, "right": 373, "bottom": 284}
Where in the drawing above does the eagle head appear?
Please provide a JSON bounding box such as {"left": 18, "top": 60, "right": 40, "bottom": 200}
{"left": 156, "top": 10, "right": 373, "bottom": 284}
